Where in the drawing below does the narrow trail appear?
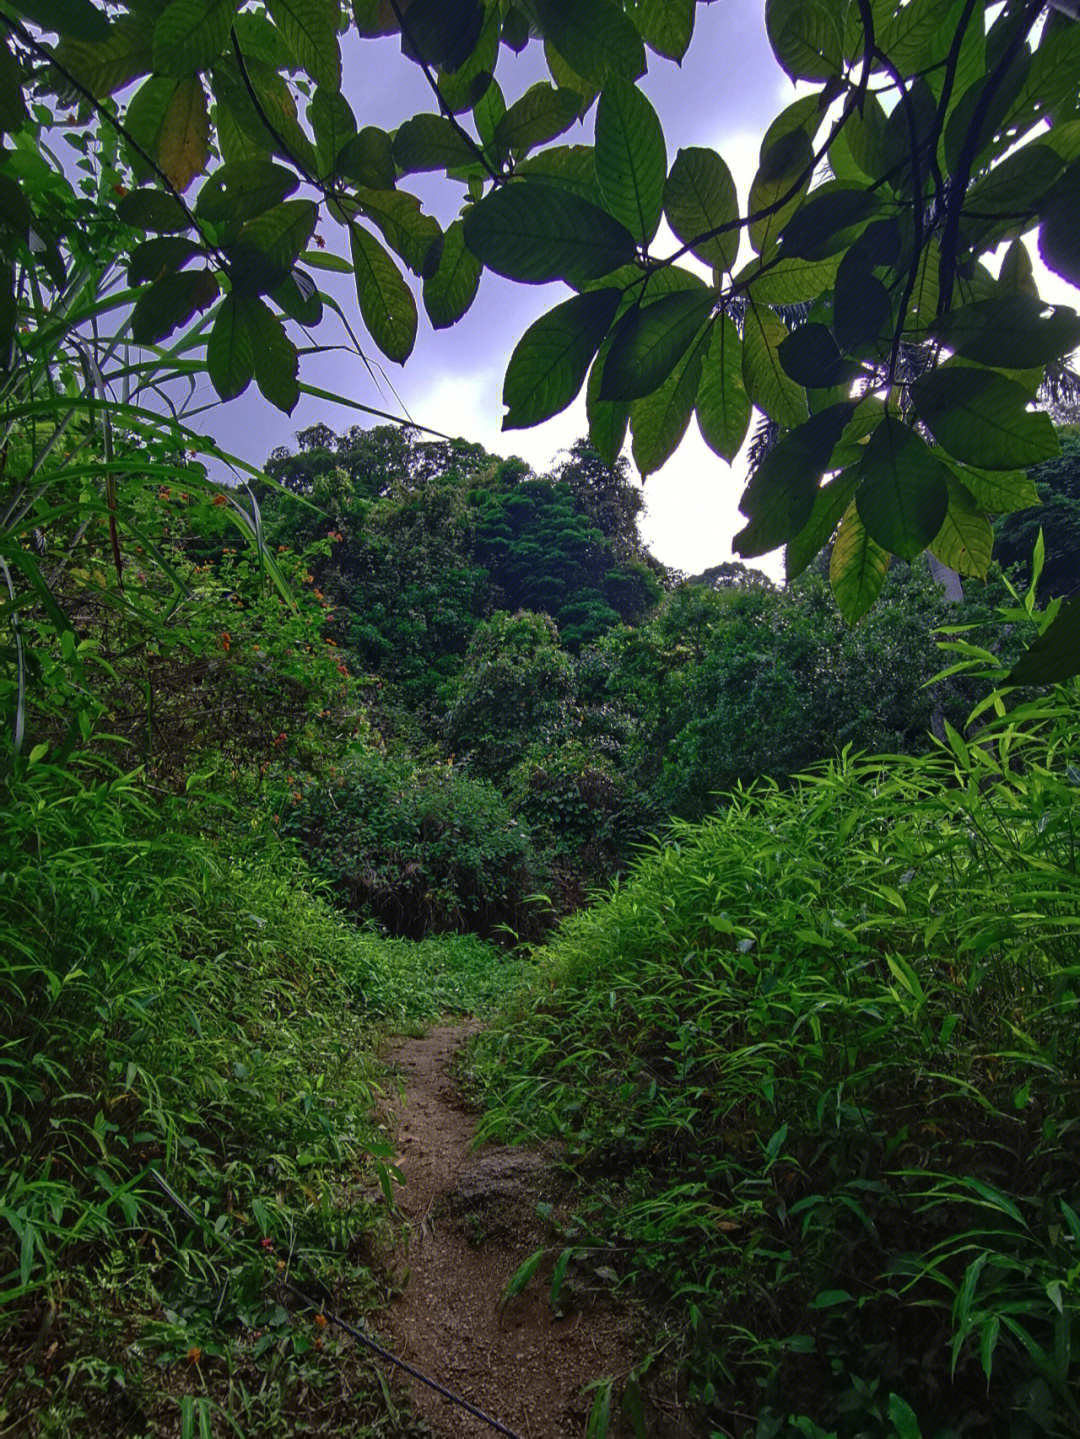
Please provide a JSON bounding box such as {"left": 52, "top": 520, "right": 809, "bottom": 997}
{"left": 381, "top": 1023, "right": 688, "bottom": 1439}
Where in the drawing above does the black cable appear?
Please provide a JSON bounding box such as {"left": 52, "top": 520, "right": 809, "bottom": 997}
{"left": 148, "top": 1169, "right": 525, "bottom": 1439}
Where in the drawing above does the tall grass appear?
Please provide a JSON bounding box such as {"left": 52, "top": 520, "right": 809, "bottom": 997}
{"left": 473, "top": 682, "right": 1080, "bottom": 1437}
{"left": 0, "top": 754, "right": 513, "bottom": 1435}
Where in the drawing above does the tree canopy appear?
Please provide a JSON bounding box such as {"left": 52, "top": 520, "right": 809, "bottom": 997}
{"left": 3, "top": 0, "right": 1080, "bottom": 731}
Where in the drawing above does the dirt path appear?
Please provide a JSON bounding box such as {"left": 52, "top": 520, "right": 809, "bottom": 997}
{"left": 380, "top": 1023, "right": 690, "bottom": 1439}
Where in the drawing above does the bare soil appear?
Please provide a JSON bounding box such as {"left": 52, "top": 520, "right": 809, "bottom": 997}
{"left": 380, "top": 1023, "right": 695, "bottom": 1439}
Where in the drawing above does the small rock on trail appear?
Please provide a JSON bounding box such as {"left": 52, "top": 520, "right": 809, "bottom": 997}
{"left": 381, "top": 1023, "right": 691, "bottom": 1439}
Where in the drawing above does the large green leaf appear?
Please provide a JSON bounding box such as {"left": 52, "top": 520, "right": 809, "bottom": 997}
{"left": 663, "top": 147, "right": 738, "bottom": 274}
{"left": 130, "top": 267, "right": 218, "bottom": 344}
{"left": 778, "top": 185, "right": 880, "bottom": 261}
{"left": 437, "top": 1, "right": 498, "bottom": 112}
{"left": 696, "top": 315, "right": 750, "bottom": 463}
{"left": 503, "top": 287, "right": 622, "bottom": 429}
{"left": 735, "top": 252, "right": 841, "bottom": 306}
{"left": 10, "top": 0, "right": 107, "bottom": 41}
{"left": 211, "top": 53, "right": 317, "bottom": 170}
{"left": 195, "top": 160, "right": 298, "bottom": 227}
{"left": 777, "top": 323, "right": 849, "bottom": 388}
{"left": 463, "top": 182, "right": 637, "bottom": 286}
{"left": 625, "top": 0, "right": 693, "bottom": 61}
{"left": 264, "top": 0, "right": 339, "bottom": 90}
{"left": 515, "top": 145, "right": 604, "bottom": 205}
{"left": 1039, "top": 163, "right": 1080, "bottom": 288}
{"left": 748, "top": 122, "right": 814, "bottom": 256}
{"left": 734, "top": 402, "right": 852, "bottom": 557}
{"left": 629, "top": 321, "right": 710, "bottom": 476}
{"left": 56, "top": 16, "right": 155, "bottom": 98}
{"left": 309, "top": 87, "right": 356, "bottom": 176}
{"left": 206, "top": 291, "right": 254, "bottom": 399}
{"left": 1008, "top": 594, "right": 1080, "bottom": 685}
{"left": 155, "top": 75, "right": 209, "bottom": 192}
{"left": 876, "top": 0, "right": 953, "bottom": 72}
{"left": 393, "top": 114, "right": 475, "bottom": 174}
{"left": 785, "top": 465, "right": 860, "bottom": 580}
{"left": 350, "top": 187, "right": 442, "bottom": 278}
{"left": 742, "top": 300, "right": 809, "bottom": 428}
{"left": 494, "top": 84, "right": 583, "bottom": 157}
{"left": 338, "top": 127, "right": 396, "bottom": 190}
{"left": 929, "top": 475, "right": 994, "bottom": 579}
{"left": 127, "top": 235, "right": 201, "bottom": 285}
{"left": 950, "top": 465, "right": 1040, "bottom": 514}
{"left": 246, "top": 295, "right": 299, "bottom": 412}
{"left": 423, "top": 218, "right": 481, "bottom": 330}
{"left": 586, "top": 332, "right": 630, "bottom": 467}
{"left": 229, "top": 198, "right": 317, "bottom": 295}
{"left": 961, "top": 144, "right": 1064, "bottom": 251}
{"left": 930, "top": 295, "right": 1080, "bottom": 370}
{"left": 594, "top": 77, "right": 666, "bottom": 244}
{"left": 912, "top": 366, "right": 1058, "bottom": 470}
{"left": 125, "top": 75, "right": 210, "bottom": 192}
{"left": 599, "top": 288, "right": 713, "bottom": 402}
{"left": 398, "top": 0, "right": 484, "bottom": 70}
{"left": 152, "top": 0, "right": 236, "bottom": 76}
{"left": 765, "top": 0, "right": 843, "bottom": 80}
{"left": 349, "top": 222, "right": 417, "bottom": 363}
{"left": 853, "top": 417, "right": 950, "bottom": 563}
{"left": 830, "top": 501, "right": 890, "bottom": 623}
{"left": 534, "top": 0, "right": 646, "bottom": 85}
{"left": 117, "top": 186, "right": 192, "bottom": 233}
{"left": 271, "top": 266, "right": 322, "bottom": 325}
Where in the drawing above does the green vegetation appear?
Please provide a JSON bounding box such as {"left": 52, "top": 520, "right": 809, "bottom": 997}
{"left": 473, "top": 670, "right": 1080, "bottom": 1437}
{"left": 5, "top": 0, "right": 1080, "bottom": 1435}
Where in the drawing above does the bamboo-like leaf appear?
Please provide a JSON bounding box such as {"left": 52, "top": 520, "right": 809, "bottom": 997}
{"left": 1008, "top": 593, "right": 1080, "bottom": 685}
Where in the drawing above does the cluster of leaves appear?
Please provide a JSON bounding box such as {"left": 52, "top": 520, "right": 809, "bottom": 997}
{"left": 4, "top": 0, "right": 1079, "bottom": 682}
{"left": 472, "top": 661, "right": 1080, "bottom": 1437}
{"left": 0, "top": 748, "right": 515, "bottom": 1434}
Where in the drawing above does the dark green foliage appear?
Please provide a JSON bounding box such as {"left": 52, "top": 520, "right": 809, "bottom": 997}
{"left": 995, "top": 429, "right": 1080, "bottom": 596}
{"left": 601, "top": 560, "right": 1023, "bottom": 819}
{"left": 275, "top": 745, "right": 539, "bottom": 940}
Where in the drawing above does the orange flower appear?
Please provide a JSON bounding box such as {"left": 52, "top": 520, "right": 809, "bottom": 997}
{"left": 212, "top": 494, "right": 227, "bottom": 506}
{"left": 314, "top": 1313, "right": 327, "bottom": 1328}
{"left": 221, "top": 632, "right": 231, "bottom": 651}
{"left": 187, "top": 1347, "right": 202, "bottom": 1366}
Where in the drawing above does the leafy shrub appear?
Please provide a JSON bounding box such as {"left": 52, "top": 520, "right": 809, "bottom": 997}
{"left": 473, "top": 680, "right": 1080, "bottom": 1436}
{"left": 0, "top": 752, "right": 513, "bottom": 1434}
{"left": 274, "top": 744, "right": 541, "bottom": 939}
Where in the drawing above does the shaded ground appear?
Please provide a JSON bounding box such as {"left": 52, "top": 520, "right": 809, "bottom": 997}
{"left": 380, "top": 1024, "right": 694, "bottom": 1439}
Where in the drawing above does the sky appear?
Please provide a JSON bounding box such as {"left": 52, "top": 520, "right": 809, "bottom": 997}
{"left": 191, "top": 1, "right": 796, "bottom": 579}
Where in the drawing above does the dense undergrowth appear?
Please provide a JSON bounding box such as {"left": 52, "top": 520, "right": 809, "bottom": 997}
{"left": 472, "top": 680, "right": 1080, "bottom": 1439}
{"left": 0, "top": 756, "right": 518, "bottom": 1436}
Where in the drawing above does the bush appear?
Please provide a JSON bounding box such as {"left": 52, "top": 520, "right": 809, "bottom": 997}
{"left": 473, "top": 680, "right": 1080, "bottom": 1436}
{"left": 274, "top": 745, "right": 541, "bottom": 939}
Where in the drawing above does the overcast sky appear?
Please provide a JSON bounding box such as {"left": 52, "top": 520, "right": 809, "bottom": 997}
{"left": 185, "top": 3, "right": 792, "bottom": 577}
